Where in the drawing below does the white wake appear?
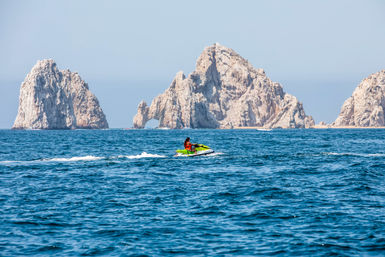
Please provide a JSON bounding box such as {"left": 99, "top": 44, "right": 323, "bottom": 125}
{"left": 0, "top": 152, "right": 167, "bottom": 165}
{"left": 323, "top": 152, "right": 385, "bottom": 157}
{"left": 120, "top": 152, "right": 167, "bottom": 159}
{"left": 44, "top": 156, "right": 104, "bottom": 162}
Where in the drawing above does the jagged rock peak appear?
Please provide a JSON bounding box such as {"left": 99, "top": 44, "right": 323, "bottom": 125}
{"left": 13, "top": 59, "right": 108, "bottom": 129}
{"left": 333, "top": 70, "right": 385, "bottom": 127}
{"left": 133, "top": 43, "right": 314, "bottom": 129}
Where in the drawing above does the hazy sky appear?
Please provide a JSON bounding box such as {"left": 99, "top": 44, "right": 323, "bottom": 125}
{"left": 1, "top": 0, "right": 384, "bottom": 128}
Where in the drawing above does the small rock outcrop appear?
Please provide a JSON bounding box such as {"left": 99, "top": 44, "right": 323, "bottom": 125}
{"left": 133, "top": 43, "right": 314, "bottom": 129}
{"left": 315, "top": 121, "right": 330, "bottom": 128}
{"left": 333, "top": 70, "right": 385, "bottom": 127}
{"left": 13, "top": 59, "right": 108, "bottom": 129}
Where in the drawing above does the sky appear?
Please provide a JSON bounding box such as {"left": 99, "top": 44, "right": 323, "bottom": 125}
{"left": 0, "top": 0, "right": 384, "bottom": 128}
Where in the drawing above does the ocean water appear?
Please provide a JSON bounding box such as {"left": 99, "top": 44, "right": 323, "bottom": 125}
{"left": 0, "top": 129, "right": 385, "bottom": 256}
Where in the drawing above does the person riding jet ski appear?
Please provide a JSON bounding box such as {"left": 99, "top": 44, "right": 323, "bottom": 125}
{"left": 175, "top": 138, "right": 214, "bottom": 157}
{"left": 184, "top": 137, "right": 197, "bottom": 153}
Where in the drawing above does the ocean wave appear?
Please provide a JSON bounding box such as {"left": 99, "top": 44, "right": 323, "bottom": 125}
{"left": 323, "top": 152, "right": 385, "bottom": 157}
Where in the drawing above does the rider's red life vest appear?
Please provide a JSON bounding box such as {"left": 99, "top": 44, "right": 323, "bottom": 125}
{"left": 184, "top": 142, "right": 192, "bottom": 151}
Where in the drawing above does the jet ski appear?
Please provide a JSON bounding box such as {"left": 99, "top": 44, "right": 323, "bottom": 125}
{"left": 175, "top": 144, "right": 214, "bottom": 157}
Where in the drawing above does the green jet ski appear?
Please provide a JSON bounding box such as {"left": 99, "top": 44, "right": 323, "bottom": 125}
{"left": 175, "top": 144, "right": 214, "bottom": 157}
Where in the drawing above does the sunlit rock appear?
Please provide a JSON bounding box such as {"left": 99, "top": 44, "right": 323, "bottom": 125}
{"left": 13, "top": 59, "right": 108, "bottom": 129}
{"left": 134, "top": 43, "right": 314, "bottom": 129}
{"left": 333, "top": 70, "right": 385, "bottom": 127}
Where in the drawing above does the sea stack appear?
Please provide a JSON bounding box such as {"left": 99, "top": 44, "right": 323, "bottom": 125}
{"left": 133, "top": 43, "right": 314, "bottom": 129}
{"left": 333, "top": 70, "right": 385, "bottom": 127}
{"left": 12, "top": 59, "right": 108, "bottom": 129}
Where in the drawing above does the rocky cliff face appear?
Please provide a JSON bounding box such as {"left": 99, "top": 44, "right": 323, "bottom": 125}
{"left": 13, "top": 59, "right": 108, "bottom": 129}
{"left": 333, "top": 70, "right": 385, "bottom": 127}
{"left": 134, "top": 43, "right": 314, "bottom": 129}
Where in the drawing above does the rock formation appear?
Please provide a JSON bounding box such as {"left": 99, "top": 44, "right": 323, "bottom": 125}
{"left": 133, "top": 43, "right": 314, "bottom": 129}
{"left": 333, "top": 70, "right": 385, "bottom": 127}
{"left": 315, "top": 121, "right": 330, "bottom": 128}
{"left": 13, "top": 59, "right": 108, "bottom": 129}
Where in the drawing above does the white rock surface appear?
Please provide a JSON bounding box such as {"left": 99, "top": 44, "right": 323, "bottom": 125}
{"left": 134, "top": 43, "right": 314, "bottom": 129}
{"left": 333, "top": 70, "right": 385, "bottom": 127}
{"left": 13, "top": 59, "right": 108, "bottom": 129}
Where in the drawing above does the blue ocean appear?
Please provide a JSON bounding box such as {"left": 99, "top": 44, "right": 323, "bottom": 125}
{"left": 1, "top": 129, "right": 385, "bottom": 256}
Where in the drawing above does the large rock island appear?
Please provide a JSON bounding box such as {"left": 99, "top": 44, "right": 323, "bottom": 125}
{"left": 13, "top": 59, "right": 108, "bottom": 129}
{"left": 134, "top": 43, "right": 314, "bottom": 129}
{"left": 333, "top": 70, "right": 385, "bottom": 127}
